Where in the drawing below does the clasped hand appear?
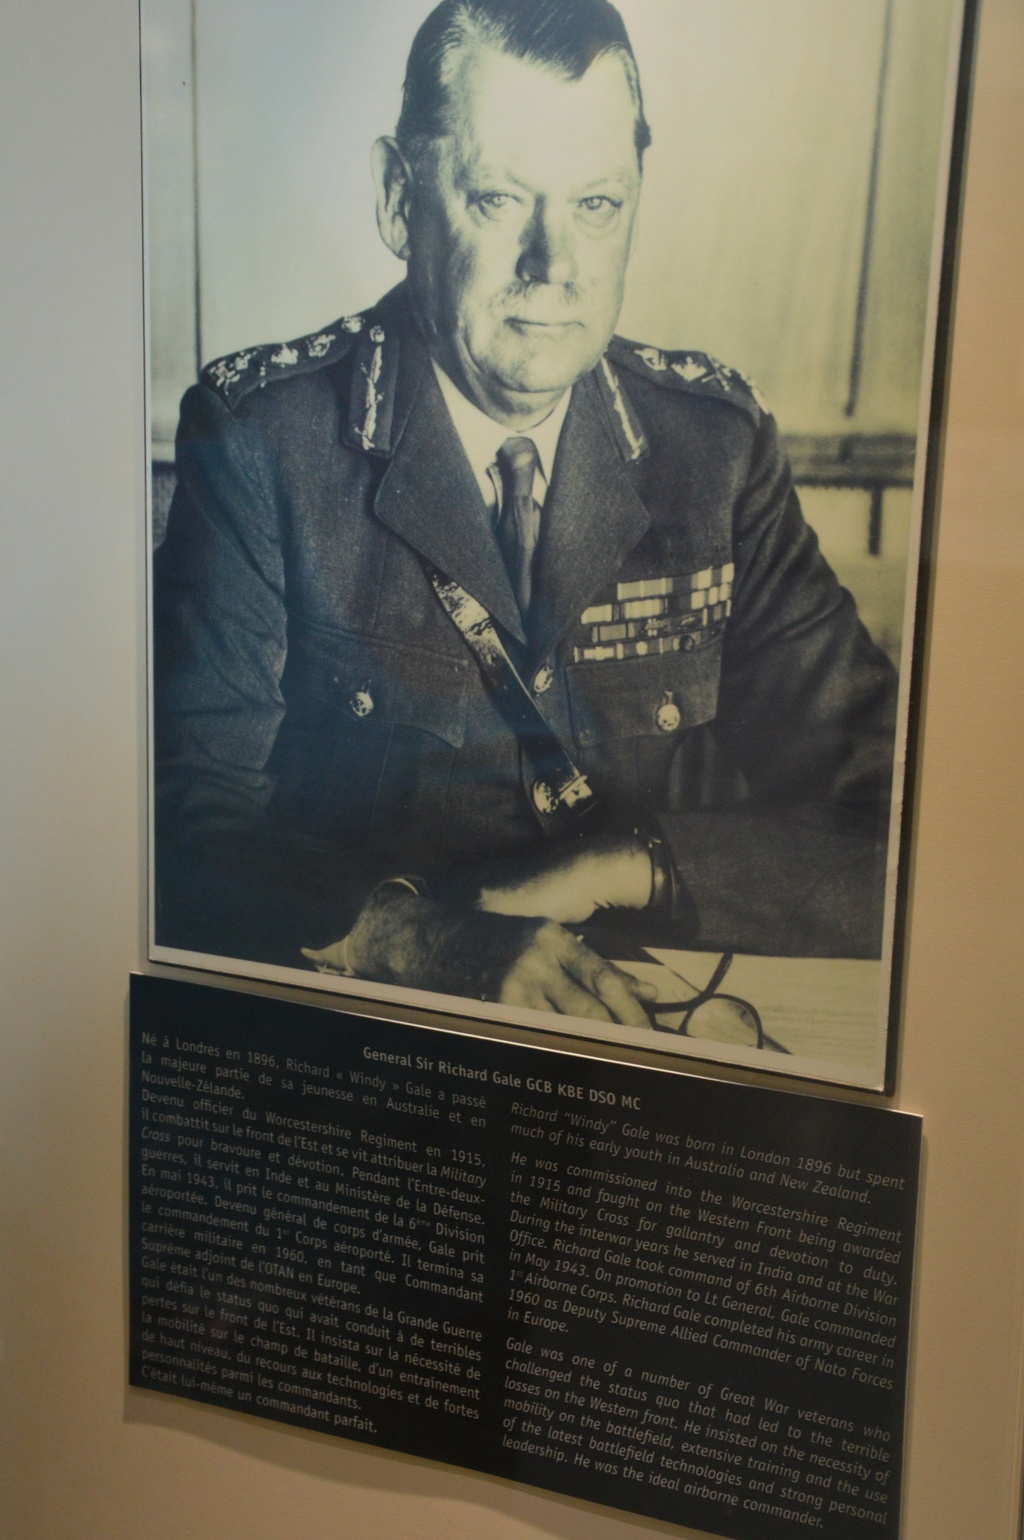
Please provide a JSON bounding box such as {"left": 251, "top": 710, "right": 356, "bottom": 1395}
{"left": 303, "top": 835, "right": 657, "bottom": 1027}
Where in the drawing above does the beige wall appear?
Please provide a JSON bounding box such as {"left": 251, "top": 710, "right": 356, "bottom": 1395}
{"left": 2, "top": 2, "right": 1023, "bottom": 1538}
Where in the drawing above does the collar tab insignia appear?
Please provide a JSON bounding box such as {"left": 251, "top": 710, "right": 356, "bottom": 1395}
{"left": 343, "top": 317, "right": 399, "bottom": 456}
{"left": 355, "top": 327, "right": 386, "bottom": 451}
{"left": 594, "top": 356, "right": 649, "bottom": 463}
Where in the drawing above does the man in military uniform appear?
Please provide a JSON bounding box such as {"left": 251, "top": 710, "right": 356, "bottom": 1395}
{"left": 154, "top": 0, "right": 897, "bottom": 1028}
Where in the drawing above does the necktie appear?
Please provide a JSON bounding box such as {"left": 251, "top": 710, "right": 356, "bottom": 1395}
{"left": 495, "top": 436, "right": 542, "bottom": 620}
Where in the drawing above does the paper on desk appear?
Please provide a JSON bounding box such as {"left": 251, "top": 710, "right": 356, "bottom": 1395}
{"left": 615, "top": 950, "right": 882, "bottom": 1072}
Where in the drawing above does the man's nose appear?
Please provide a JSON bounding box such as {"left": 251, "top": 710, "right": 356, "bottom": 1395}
{"left": 517, "top": 202, "right": 578, "bottom": 286}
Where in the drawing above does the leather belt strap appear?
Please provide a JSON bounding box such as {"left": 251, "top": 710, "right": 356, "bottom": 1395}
{"left": 425, "top": 565, "right": 600, "bottom": 839}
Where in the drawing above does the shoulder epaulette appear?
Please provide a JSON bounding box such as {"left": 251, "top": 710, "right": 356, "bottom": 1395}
{"left": 606, "top": 336, "right": 771, "bottom": 428}
{"left": 200, "top": 313, "right": 368, "bottom": 410}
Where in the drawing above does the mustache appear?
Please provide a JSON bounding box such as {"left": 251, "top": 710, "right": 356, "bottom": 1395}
{"left": 494, "top": 278, "right": 583, "bottom": 313}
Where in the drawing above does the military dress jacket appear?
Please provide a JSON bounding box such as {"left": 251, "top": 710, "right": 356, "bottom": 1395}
{"left": 153, "top": 285, "right": 897, "bottom": 968}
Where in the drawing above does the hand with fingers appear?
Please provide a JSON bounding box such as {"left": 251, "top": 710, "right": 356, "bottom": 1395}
{"left": 302, "top": 876, "right": 657, "bottom": 1028}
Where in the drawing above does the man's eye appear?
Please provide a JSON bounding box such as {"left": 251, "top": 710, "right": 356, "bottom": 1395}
{"left": 476, "top": 193, "right": 515, "bottom": 215}
{"left": 577, "top": 195, "right": 621, "bottom": 224}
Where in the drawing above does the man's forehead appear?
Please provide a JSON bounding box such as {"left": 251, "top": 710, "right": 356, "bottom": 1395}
{"left": 441, "top": 43, "right": 641, "bottom": 172}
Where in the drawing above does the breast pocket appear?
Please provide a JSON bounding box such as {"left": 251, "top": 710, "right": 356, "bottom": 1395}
{"left": 566, "top": 643, "right": 721, "bottom": 745}
{"left": 271, "top": 619, "right": 473, "bottom": 859}
{"left": 565, "top": 644, "right": 722, "bottom": 813}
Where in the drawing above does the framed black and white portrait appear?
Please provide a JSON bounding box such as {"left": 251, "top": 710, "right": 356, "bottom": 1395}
{"left": 144, "top": 0, "right": 974, "bottom": 1091}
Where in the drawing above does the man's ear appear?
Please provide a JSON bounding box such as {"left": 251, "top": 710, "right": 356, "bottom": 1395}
{"left": 372, "top": 137, "right": 413, "bottom": 262}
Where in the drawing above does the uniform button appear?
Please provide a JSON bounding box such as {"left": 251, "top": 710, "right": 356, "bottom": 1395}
{"left": 533, "top": 664, "right": 554, "bottom": 695}
{"left": 532, "top": 780, "right": 557, "bottom": 815}
{"left": 656, "top": 692, "right": 682, "bottom": 734}
{"left": 349, "top": 687, "right": 374, "bottom": 718}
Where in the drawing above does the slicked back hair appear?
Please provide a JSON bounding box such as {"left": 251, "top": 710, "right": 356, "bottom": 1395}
{"left": 395, "top": 0, "right": 652, "bottom": 168}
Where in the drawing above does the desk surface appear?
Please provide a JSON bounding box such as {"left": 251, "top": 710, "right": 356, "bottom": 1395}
{"left": 618, "top": 949, "right": 882, "bottom": 1075}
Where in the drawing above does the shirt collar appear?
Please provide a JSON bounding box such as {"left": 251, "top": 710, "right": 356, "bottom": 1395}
{"left": 431, "top": 359, "right": 572, "bottom": 509}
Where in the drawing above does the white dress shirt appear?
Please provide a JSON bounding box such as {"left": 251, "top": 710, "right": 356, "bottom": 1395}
{"left": 431, "top": 359, "right": 572, "bottom": 515}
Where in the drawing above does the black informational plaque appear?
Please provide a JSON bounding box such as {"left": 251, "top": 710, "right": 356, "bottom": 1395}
{"left": 130, "top": 975, "right": 920, "bottom": 1539}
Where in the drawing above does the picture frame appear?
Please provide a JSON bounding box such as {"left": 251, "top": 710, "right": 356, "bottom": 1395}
{"left": 144, "top": 0, "right": 975, "bottom": 1092}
